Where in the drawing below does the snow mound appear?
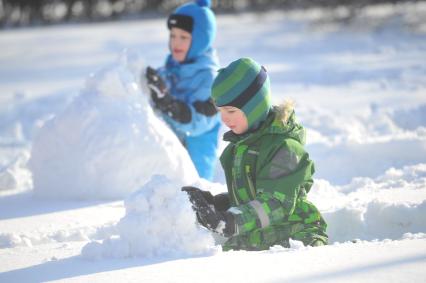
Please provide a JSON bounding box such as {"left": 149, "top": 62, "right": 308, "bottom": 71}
{"left": 310, "top": 164, "right": 426, "bottom": 242}
{"left": 0, "top": 151, "right": 31, "bottom": 192}
{"left": 0, "top": 233, "right": 33, "bottom": 248}
{"left": 391, "top": 104, "right": 426, "bottom": 130}
{"left": 82, "top": 175, "right": 216, "bottom": 259}
{"left": 29, "top": 51, "right": 198, "bottom": 199}
{"left": 325, "top": 200, "right": 426, "bottom": 243}
{"left": 304, "top": 103, "right": 426, "bottom": 184}
{"left": 0, "top": 91, "right": 72, "bottom": 146}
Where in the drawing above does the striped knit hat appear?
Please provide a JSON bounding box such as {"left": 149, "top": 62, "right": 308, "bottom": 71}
{"left": 212, "top": 58, "right": 272, "bottom": 130}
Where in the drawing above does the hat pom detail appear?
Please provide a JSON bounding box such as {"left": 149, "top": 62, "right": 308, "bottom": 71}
{"left": 196, "top": 0, "right": 211, "bottom": 7}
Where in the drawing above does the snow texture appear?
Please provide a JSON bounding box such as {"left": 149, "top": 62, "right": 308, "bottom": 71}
{"left": 0, "top": 2, "right": 426, "bottom": 282}
{"left": 82, "top": 175, "right": 216, "bottom": 259}
{"left": 28, "top": 51, "right": 198, "bottom": 199}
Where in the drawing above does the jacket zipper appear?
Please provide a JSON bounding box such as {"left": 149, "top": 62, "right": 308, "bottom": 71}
{"left": 246, "top": 166, "right": 256, "bottom": 199}
{"left": 231, "top": 167, "right": 240, "bottom": 206}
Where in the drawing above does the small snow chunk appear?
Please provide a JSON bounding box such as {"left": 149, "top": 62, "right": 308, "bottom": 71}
{"left": 0, "top": 169, "right": 17, "bottom": 191}
{"left": 289, "top": 239, "right": 306, "bottom": 249}
{"left": 82, "top": 175, "right": 216, "bottom": 259}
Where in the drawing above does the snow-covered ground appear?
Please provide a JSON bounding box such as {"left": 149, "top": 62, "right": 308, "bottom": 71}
{"left": 1, "top": 2, "right": 426, "bottom": 282}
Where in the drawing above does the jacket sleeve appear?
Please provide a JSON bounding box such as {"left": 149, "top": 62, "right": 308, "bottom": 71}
{"left": 161, "top": 69, "right": 220, "bottom": 137}
{"left": 229, "top": 139, "right": 315, "bottom": 235}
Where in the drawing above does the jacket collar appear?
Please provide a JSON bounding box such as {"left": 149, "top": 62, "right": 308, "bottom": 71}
{"left": 222, "top": 106, "right": 305, "bottom": 145}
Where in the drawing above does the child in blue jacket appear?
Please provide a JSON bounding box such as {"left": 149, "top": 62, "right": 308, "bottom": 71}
{"left": 145, "top": 0, "right": 221, "bottom": 180}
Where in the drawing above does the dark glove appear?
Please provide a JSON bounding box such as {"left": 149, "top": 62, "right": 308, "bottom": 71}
{"left": 145, "top": 66, "right": 168, "bottom": 100}
{"left": 181, "top": 186, "right": 215, "bottom": 205}
{"left": 213, "top": 193, "right": 231, "bottom": 212}
{"left": 182, "top": 186, "right": 236, "bottom": 237}
{"left": 144, "top": 66, "right": 192, "bottom": 124}
{"left": 182, "top": 186, "right": 230, "bottom": 212}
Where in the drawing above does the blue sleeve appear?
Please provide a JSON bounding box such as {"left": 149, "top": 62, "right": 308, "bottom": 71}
{"left": 165, "top": 69, "right": 220, "bottom": 137}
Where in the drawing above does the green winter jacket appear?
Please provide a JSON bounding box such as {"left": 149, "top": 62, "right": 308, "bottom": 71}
{"left": 220, "top": 106, "right": 328, "bottom": 251}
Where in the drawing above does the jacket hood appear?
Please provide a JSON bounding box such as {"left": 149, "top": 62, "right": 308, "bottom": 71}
{"left": 170, "top": 0, "right": 216, "bottom": 62}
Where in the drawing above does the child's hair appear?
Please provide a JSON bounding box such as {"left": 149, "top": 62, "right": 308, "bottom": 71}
{"left": 211, "top": 57, "right": 272, "bottom": 131}
{"left": 276, "top": 99, "right": 295, "bottom": 123}
{"left": 167, "top": 0, "right": 216, "bottom": 61}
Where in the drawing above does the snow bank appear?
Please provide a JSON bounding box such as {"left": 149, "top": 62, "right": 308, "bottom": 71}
{"left": 309, "top": 139, "right": 426, "bottom": 185}
{"left": 29, "top": 51, "right": 198, "bottom": 199}
{"left": 0, "top": 91, "right": 73, "bottom": 146}
{"left": 309, "top": 164, "right": 426, "bottom": 242}
{"left": 0, "top": 150, "right": 31, "bottom": 192}
{"left": 0, "top": 228, "right": 92, "bottom": 249}
{"left": 324, "top": 200, "right": 426, "bottom": 243}
{"left": 82, "top": 175, "right": 216, "bottom": 259}
{"left": 304, "top": 103, "right": 426, "bottom": 184}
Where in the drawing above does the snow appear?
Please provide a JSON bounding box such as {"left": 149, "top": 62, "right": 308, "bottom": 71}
{"left": 311, "top": 164, "right": 426, "bottom": 242}
{"left": 81, "top": 175, "right": 216, "bottom": 259}
{"left": 29, "top": 51, "right": 198, "bottom": 199}
{"left": 1, "top": 2, "right": 426, "bottom": 282}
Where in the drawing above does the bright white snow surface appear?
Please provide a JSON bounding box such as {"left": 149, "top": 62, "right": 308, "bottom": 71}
{"left": 1, "top": 2, "right": 426, "bottom": 282}
{"left": 29, "top": 51, "right": 198, "bottom": 199}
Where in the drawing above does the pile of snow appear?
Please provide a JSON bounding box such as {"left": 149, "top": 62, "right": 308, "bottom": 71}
{"left": 0, "top": 151, "right": 31, "bottom": 192}
{"left": 309, "top": 163, "right": 426, "bottom": 242}
{"left": 29, "top": 52, "right": 198, "bottom": 200}
{"left": 302, "top": 102, "right": 426, "bottom": 184}
{"left": 0, "top": 226, "right": 92, "bottom": 249}
{"left": 0, "top": 91, "right": 73, "bottom": 146}
{"left": 82, "top": 175, "right": 216, "bottom": 259}
{"left": 1, "top": 5, "right": 426, "bottom": 282}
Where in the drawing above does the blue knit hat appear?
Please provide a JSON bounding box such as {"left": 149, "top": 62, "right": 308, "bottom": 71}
{"left": 212, "top": 58, "right": 272, "bottom": 131}
{"left": 167, "top": 0, "right": 216, "bottom": 61}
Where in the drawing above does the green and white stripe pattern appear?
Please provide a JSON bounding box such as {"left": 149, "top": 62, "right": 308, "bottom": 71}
{"left": 211, "top": 58, "right": 272, "bottom": 130}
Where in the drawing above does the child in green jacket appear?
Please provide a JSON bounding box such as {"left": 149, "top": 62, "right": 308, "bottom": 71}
{"left": 182, "top": 58, "right": 328, "bottom": 251}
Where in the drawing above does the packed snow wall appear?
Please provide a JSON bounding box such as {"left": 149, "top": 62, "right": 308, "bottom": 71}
{"left": 29, "top": 52, "right": 198, "bottom": 199}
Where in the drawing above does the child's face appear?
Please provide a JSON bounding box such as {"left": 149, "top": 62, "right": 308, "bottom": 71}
{"left": 218, "top": 106, "right": 248, "bottom": 134}
{"left": 169, "top": 27, "right": 192, "bottom": 63}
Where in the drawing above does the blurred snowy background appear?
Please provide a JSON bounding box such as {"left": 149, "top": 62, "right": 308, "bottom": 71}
{"left": 0, "top": 1, "right": 425, "bottom": 282}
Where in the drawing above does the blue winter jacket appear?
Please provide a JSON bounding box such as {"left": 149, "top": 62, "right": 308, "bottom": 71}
{"left": 158, "top": 49, "right": 221, "bottom": 180}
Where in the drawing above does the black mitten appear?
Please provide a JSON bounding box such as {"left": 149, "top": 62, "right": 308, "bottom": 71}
{"left": 213, "top": 193, "right": 231, "bottom": 212}
{"left": 145, "top": 66, "right": 168, "bottom": 100}
{"left": 181, "top": 187, "right": 231, "bottom": 211}
{"left": 145, "top": 67, "right": 191, "bottom": 124}
{"left": 182, "top": 187, "right": 236, "bottom": 237}
{"left": 181, "top": 186, "right": 215, "bottom": 205}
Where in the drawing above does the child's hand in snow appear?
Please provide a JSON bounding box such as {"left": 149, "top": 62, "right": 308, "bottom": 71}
{"left": 182, "top": 186, "right": 236, "bottom": 237}
{"left": 145, "top": 66, "right": 168, "bottom": 99}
